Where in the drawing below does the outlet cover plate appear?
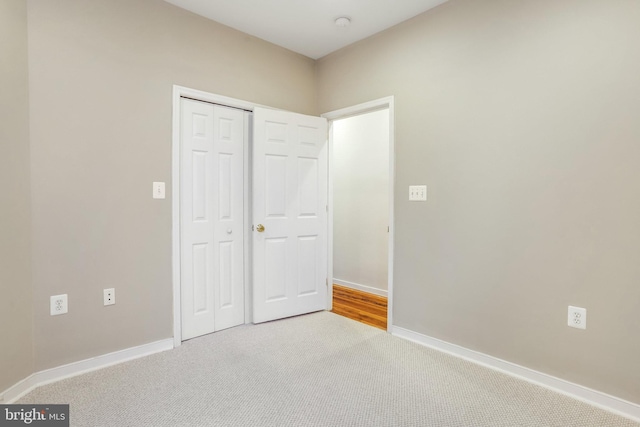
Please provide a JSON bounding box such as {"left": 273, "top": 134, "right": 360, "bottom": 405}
{"left": 104, "top": 288, "right": 115, "bottom": 306}
{"left": 50, "top": 294, "right": 68, "bottom": 316}
{"left": 568, "top": 306, "right": 586, "bottom": 330}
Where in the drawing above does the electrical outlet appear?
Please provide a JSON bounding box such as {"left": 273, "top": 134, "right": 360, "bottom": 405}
{"left": 104, "top": 288, "right": 115, "bottom": 306}
{"left": 50, "top": 294, "right": 68, "bottom": 316}
{"left": 568, "top": 306, "right": 587, "bottom": 330}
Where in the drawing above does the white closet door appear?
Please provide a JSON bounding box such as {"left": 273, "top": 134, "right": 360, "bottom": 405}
{"left": 180, "top": 99, "right": 244, "bottom": 340}
{"left": 211, "top": 105, "right": 245, "bottom": 331}
{"left": 252, "top": 107, "right": 328, "bottom": 324}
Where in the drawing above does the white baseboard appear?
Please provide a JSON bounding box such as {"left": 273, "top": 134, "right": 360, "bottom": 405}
{"left": 0, "top": 338, "right": 174, "bottom": 404}
{"left": 333, "top": 279, "right": 388, "bottom": 297}
{"left": 392, "top": 326, "right": 640, "bottom": 423}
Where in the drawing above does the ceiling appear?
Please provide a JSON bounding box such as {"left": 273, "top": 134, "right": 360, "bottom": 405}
{"left": 165, "top": 0, "right": 449, "bottom": 59}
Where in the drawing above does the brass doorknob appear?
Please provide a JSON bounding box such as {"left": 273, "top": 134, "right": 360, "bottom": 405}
{"left": 256, "top": 224, "right": 265, "bottom": 232}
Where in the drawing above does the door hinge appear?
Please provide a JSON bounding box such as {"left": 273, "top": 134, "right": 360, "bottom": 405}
{"left": 326, "top": 278, "right": 328, "bottom": 287}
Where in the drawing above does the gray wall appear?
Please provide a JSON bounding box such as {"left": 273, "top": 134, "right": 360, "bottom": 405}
{"left": 333, "top": 110, "right": 389, "bottom": 292}
{"left": 0, "top": 0, "right": 34, "bottom": 394}
{"left": 6, "top": 0, "right": 640, "bottom": 409}
{"left": 27, "top": 0, "right": 316, "bottom": 371}
{"left": 317, "top": 0, "right": 640, "bottom": 404}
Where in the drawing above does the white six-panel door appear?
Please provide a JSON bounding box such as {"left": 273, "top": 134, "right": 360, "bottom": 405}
{"left": 252, "top": 107, "right": 328, "bottom": 324}
{"left": 180, "top": 99, "right": 245, "bottom": 340}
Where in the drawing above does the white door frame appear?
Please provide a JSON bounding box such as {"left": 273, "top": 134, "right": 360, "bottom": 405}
{"left": 321, "top": 96, "right": 395, "bottom": 331}
{"left": 172, "top": 85, "right": 263, "bottom": 347}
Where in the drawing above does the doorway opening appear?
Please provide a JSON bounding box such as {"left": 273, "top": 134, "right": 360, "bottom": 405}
{"left": 323, "top": 97, "right": 395, "bottom": 331}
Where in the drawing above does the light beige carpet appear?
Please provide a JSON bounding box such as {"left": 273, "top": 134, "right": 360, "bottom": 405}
{"left": 19, "top": 312, "right": 639, "bottom": 426}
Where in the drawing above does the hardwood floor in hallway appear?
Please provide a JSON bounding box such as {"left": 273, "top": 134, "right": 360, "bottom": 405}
{"left": 331, "top": 284, "right": 388, "bottom": 330}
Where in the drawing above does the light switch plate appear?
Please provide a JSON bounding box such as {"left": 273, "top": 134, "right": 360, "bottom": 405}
{"left": 409, "top": 185, "right": 427, "bottom": 201}
{"left": 153, "top": 182, "right": 165, "bottom": 199}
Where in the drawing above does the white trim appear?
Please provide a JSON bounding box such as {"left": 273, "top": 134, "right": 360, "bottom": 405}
{"left": 326, "top": 121, "right": 334, "bottom": 311}
{"left": 392, "top": 326, "right": 640, "bottom": 423}
{"left": 1, "top": 339, "right": 173, "bottom": 404}
{"left": 174, "top": 86, "right": 269, "bottom": 112}
{"left": 322, "top": 97, "right": 393, "bottom": 121}
{"left": 333, "top": 279, "right": 388, "bottom": 297}
{"left": 243, "top": 111, "right": 253, "bottom": 324}
{"left": 322, "top": 96, "right": 395, "bottom": 332}
{"left": 387, "top": 100, "right": 395, "bottom": 333}
{"left": 172, "top": 86, "right": 182, "bottom": 348}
